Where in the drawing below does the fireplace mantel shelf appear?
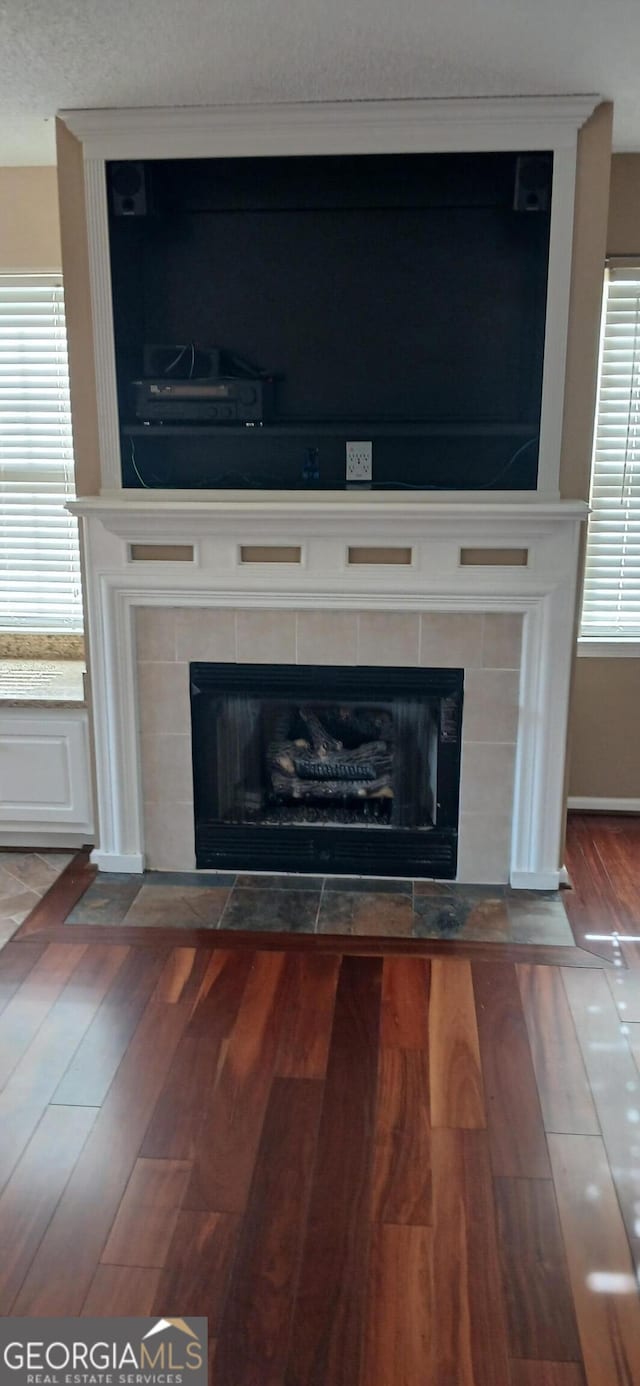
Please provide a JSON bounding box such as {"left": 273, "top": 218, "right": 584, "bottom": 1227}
{"left": 69, "top": 493, "right": 588, "bottom": 541}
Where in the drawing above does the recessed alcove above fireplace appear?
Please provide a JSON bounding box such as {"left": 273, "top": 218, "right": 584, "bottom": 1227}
{"left": 190, "top": 662, "right": 463, "bottom": 877}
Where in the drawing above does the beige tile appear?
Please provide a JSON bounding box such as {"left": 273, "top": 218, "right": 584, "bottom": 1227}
{"left": 137, "top": 662, "right": 190, "bottom": 736}
{"left": 357, "top": 612, "right": 419, "bottom": 666}
{"left": 296, "top": 611, "right": 358, "bottom": 665}
{"left": 460, "top": 742, "right": 516, "bottom": 816}
{"left": 419, "top": 613, "right": 484, "bottom": 668}
{"left": 482, "top": 614, "right": 523, "bottom": 669}
{"left": 136, "top": 608, "right": 176, "bottom": 662}
{"left": 175, "top": 608, "right": 237, "bottom": 663}
{"left": 463, "top": 669, "right": 520, "bottom": 743}
{"left": 143, "top": 801, "right": 196, "bottom": 871}
{"left": 140, "top": 735, "right": 194, "bottom": 803}
{"left": 457, "top": 813, "right": 512, "bottom": 885}
{"left": 0, "top": 852, "right": 59, "bottom": 895}
{"left": 236, "top": 610, "right": 296, "bottom": 664}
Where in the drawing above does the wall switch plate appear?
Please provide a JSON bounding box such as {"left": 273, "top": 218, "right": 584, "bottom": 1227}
{"left": 346, "top": 440, "right": 373, "bottom": 483}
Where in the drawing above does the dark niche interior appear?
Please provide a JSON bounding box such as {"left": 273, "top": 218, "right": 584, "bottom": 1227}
{"left": 107, "top": 150, "right": 552, "bottom": 493}
{"left": 190, "top": 663, "right": 463, "bottom": 878}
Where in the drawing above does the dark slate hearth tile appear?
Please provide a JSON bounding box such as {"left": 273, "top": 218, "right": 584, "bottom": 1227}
{"left": 412, "top": 895, "right": 472, "bottom": 939}
{"left": 65, "top": 873, "right": 142, "bottom": 925}
{"left": 323, "top": 875, "right": 413, "bottom": 896}
{"left": 412, "top": 879, "right": 458, "bottom": 898}
{"left": 506, "top": 892, "right": 574, "bottom": 945}
{"left": 221, "top": 887, "right": 320, "bottom": 933}
{"left": 413, "top": 879, "right": 506, "bottom": 899}
{"left": 122, "top": 883, "right": 231, "bottom": 929}
{"left": 317, "top": 890, "right": 415, "bottom": 938}
{"left": 234, "top": 873, "right": 324, "bottom": 892}
{"left": 144, "top": 870, "right": 236, "bottom": 888}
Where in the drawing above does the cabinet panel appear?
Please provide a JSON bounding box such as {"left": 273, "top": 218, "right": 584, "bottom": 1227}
{"left": 0, "top": 711, "right": 93, "bottom": 832}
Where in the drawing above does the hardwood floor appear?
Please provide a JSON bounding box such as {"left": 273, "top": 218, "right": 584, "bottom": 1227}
{"left": 1, "top": 813, "right": 640, "bottom": 1383}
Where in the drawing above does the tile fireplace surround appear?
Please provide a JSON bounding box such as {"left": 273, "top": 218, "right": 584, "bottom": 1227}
{"left": 70, "top": 497, "right": 587, "bottom": 889}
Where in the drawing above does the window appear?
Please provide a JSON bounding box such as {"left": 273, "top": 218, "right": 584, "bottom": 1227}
{"left": 581, "top": 265, "right": 640, "bottom": 642}
{"left": 0, "top": 274, "right": 82, "bottom": 632}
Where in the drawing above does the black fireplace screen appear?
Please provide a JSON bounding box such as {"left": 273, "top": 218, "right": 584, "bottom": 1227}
{"left": 190, "top": 663, "right": 463, "bottom": 878}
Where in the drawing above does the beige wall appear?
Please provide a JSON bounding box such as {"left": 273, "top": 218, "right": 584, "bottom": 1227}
{"left": 0, "top": 166, "right": 61, "bottom": 270}
{"left": 567, "top": 150, "right": 640, "bottom": 803}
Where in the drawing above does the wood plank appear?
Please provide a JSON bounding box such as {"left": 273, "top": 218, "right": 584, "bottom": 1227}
{"left": 184, "top": 951, "right": 291, "bottom": 1213}
{"left": 0, "top": 942, "right": 87, "bottom": 1090}
{"left": 101, "top": 1157, "right": 192, "bottom": 1268}
{"left": 472, "top": 963, "right": 550, "bottom": 1177}
{"left": 494, "top": 1176, "right": 581, "bottom": 1363}
{"left": 155, "top": 1211, "right": 239, "bottom": 1331}
{"left": 509, "top": 1364, "right": 586, "bottom": 1386}
{"left": 371, "top": 1047, "right": 431, "bottom": 1225}
{"left": 12, "top": 919, "right": 608, "bottom": 967}
{"left": 0, "top": 1103, "right": 97, "bottom": 1313}
{"left": 380, "top": 957, "right": 430, "bottom": 1049}
{"left": 561, "top": 967, "right": 640, "bottom": 1260}
{"left": 548, "top": 1132, "right": 640, "bottom": 1386}
{"left": 52, "top": 946, "right": 168, "bottom": 1107}
{"left": 563, "top": 818, "right": 620, "bottom": 965}
{"left": 361, "top": 1224, "right": 431, "bottom": 1386}
{"left": 285, "top": 956, "right": 382, "bottom": 1386}
{"left": 15, "top": 848, "right": 96, "bottom": 937}
{"left": 215, "top": 1077, "right": 323, "bottom": 1386}
{"left": 274, "top": 952, "right": 340, "bottom": 1079}
{"left": 83, "top": 1265, "right": 163, "bottom": 1316}
{"left": 0, "top": 944, "right": 128, "bottom": 1191}
{"left": 141, "top": 950, "right": 253, "bottom": 1160}
{"left": 517, "top": 965, "right": 598, "bottom": 1135}
{"left": 429, "top": 958, "right": 485, "bottom": 1128}
{"left": 0, "top": 941, "right": 45, "bottom": 1018}
{"left": 431, "top": 1127, "right": 511, "bottom": 1386}
{"left": 154, "top": 946, "right": 197, "bottom": 1003}
{"left": 605, "top": 965, "right": 640, "bottom": 1025}
{"left": 11, "top": 948, "right": 211, "bottom": 1315}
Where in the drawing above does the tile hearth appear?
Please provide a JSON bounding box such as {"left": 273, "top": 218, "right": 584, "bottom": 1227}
{"left": 65, "top": 870, "right": 575, "bottom": 945}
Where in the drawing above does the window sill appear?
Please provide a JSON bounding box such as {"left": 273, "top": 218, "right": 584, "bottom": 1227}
{"left": 577, "top": 639, "right": 640, "bottom": 658}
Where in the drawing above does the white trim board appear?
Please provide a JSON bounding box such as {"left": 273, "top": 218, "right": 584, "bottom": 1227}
{"left": 567, "top": 797, "right": 640, "bottom": 812}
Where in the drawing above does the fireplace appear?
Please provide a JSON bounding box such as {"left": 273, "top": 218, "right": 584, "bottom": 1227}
{"left": 190, "top": 662, "right": 463, "bottom": 877}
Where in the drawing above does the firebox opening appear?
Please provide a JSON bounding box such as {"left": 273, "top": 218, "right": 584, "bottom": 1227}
{"left": 190, "top": 663, "right": 463, "bottom": 878}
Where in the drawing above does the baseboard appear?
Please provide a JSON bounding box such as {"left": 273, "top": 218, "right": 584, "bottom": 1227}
{"left": 510, "top": 869, "right": 562, "bottom": 891}
{"left": 567, "top": 796, "right": 640, "bottom": 813}
{"left": 90, "top": 849, "right": 144, "bottom": 873}
{"left": 0, "top": 830, "right": 90, "bottom": 849}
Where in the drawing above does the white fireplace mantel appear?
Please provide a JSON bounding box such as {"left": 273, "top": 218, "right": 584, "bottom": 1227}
{"left": 71, "top": 495, "right": 587, "bottom": 889}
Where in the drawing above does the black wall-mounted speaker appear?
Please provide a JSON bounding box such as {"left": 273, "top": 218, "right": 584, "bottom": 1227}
{"left": 513, "top": 155, "right": 552, "bottom": 213}
{"left": 109, "top": 161, "right": 148, "bottom": 217}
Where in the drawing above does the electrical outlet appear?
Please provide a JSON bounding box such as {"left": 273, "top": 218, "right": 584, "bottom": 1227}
{"left": 346, "top": 440, "right": 373, "bottom": 483}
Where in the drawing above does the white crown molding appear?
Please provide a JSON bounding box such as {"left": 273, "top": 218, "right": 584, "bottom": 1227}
{"left": 59, "top": 96, "right": 601, "bottom": 160}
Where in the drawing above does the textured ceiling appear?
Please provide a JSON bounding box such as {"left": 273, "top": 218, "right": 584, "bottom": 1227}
{"left": 0, "top": 0, "right": 637, "bottom": 164}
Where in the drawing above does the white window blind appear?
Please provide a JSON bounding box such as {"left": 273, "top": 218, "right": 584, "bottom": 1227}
{"left": 581, "top": 265, "right": 640, "bottom": 639}
{"left": 0, "top": 273, "right": 82, "bottom": 632}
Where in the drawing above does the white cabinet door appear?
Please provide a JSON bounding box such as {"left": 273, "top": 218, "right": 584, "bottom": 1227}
{"left": 0, "top": 709, "right": 93, "bottom": 834}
